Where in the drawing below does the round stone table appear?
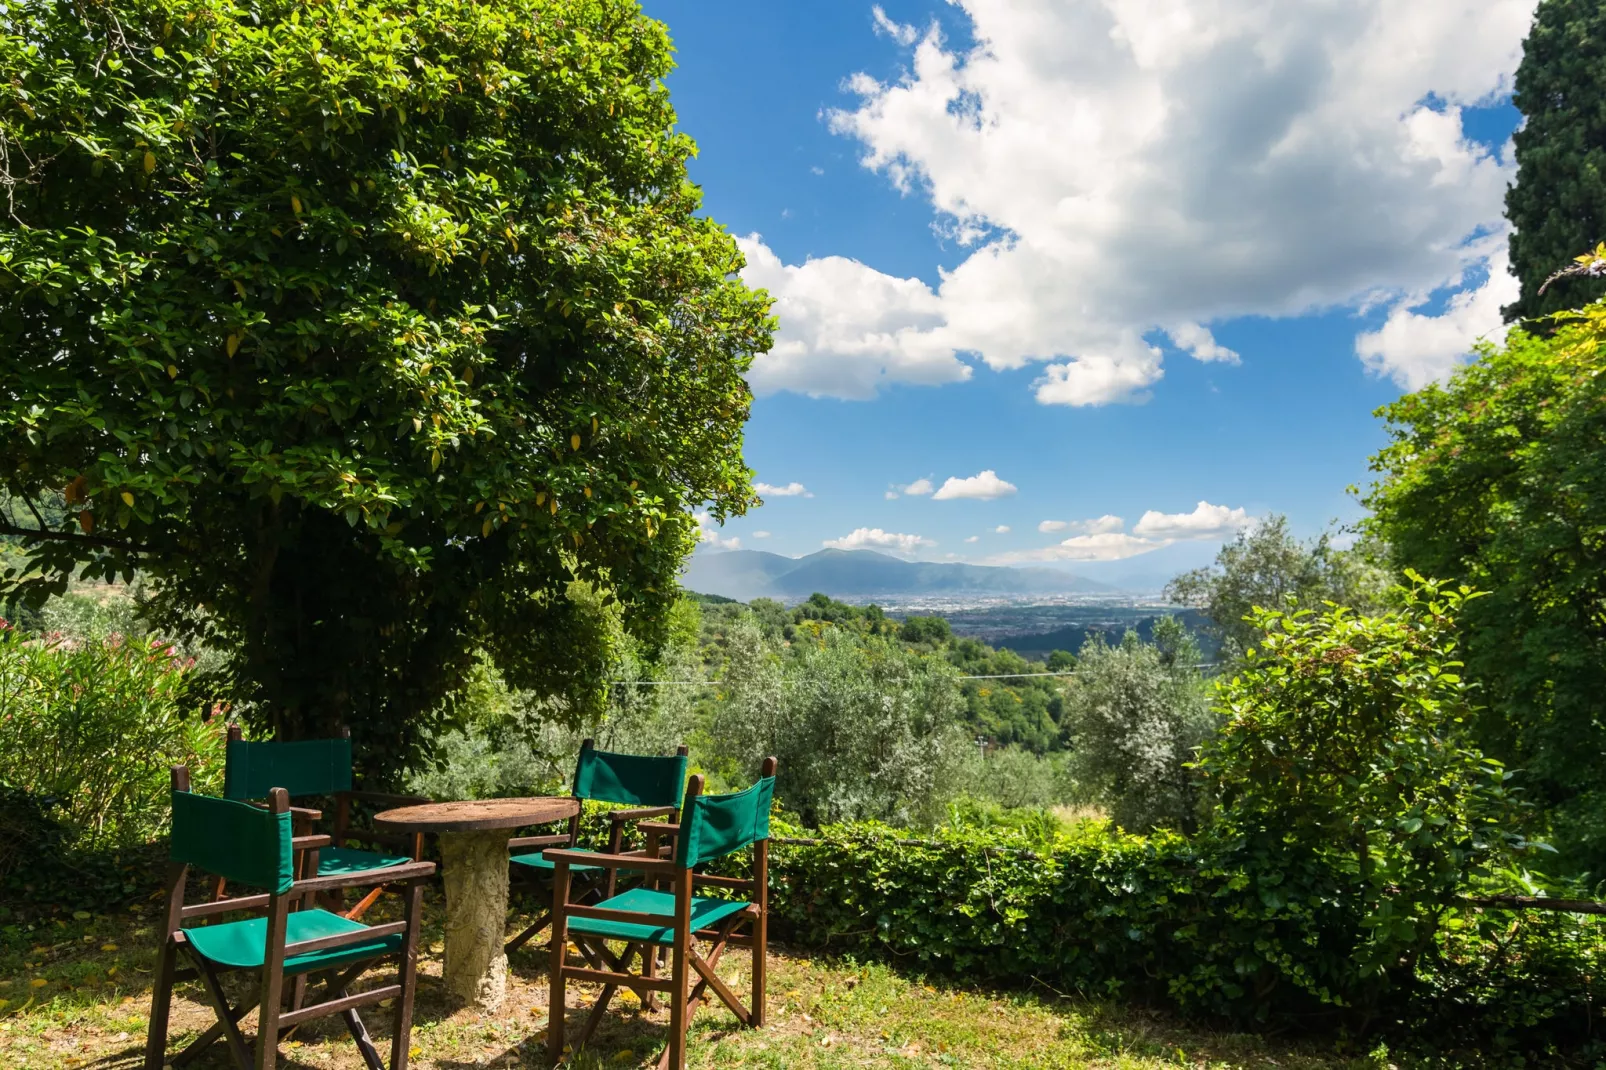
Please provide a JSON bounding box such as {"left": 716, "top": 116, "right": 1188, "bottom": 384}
{"left": 374, "top": 796, "right": 579, "bottom": 1010}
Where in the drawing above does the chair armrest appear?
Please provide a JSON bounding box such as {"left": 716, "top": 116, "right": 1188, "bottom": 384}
{"left": 543, "top": 848, "right": 674, "bottom": 876}
{"left": 338, "top": 790, "right": 431, "bottom": 807}
{"left": 247, "top": 800, "right": 324, "bottom": 822}
{"left": 292, "top": 835, "right": 333, "bottom": 852}
{"left": 293, "top": 860, "right": 436, "bottom": 895}
{"left": 636, "top": 821, "right": 679, "bottom": 835}
{"left": 508, "top": 833, "right": 570, "bottom": 851}
{"left": 608, "top": 805, "right": 676, "bottom": 824}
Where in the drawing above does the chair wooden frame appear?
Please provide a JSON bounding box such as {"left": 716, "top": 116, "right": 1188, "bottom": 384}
{"left": 147, "top": 767, "right": 435, "bottom": 1070}
{"left": 216, "top": 724, "right": 428, "bottom": 920}
{"left": 504, "top": 739, "right": 689, "bottom": 955}
{"left": 545, "top": 758, "right": 776, "bottom": 1070}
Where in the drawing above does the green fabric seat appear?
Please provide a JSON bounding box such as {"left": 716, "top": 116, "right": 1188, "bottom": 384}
{"left": 316, "top": 846, "right": 413, "bottom": 877}
{"left": 511, "top": 847, "right": 604, "bottom": 873}
{"left": 566, "top": 887, "right": 751, "bottom": 946}
{"left": 184, "top": 908, "right": 403, "bottom": 975}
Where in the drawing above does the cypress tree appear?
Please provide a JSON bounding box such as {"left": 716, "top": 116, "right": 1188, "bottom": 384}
{"left": 1504, "top": 0, "right": 1606, "bottom": 323}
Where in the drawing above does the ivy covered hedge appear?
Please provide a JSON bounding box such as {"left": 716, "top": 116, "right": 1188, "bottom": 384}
{"left": 761, "top": 821, "right": 1605, "bottom": 1059}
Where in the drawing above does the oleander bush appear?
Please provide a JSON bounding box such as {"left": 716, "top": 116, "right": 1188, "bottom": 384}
{"left": 0, "top": 622, "right": 223, "bottom": 851}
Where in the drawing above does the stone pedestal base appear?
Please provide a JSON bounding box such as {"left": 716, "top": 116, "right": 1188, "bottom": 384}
{"left": 439, "top": 829, "right": 511, "bottom": 1010}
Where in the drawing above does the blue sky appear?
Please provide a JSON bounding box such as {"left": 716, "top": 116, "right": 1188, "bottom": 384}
{"left": 643, "top": 0, "right": 1530, "bottom": 583}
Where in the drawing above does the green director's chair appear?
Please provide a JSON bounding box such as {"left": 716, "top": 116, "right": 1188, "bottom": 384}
{"left": 545, "top": 757, "right": 777, "bottom": 1070}
{"left": 219, "top": 724, "right": 427, "bottom": 919}
{"left": 504, "top": 738, "right": 689, "bottom": 954}
{"left": 146, "top": 766, "right": 434, "bottom": 1070}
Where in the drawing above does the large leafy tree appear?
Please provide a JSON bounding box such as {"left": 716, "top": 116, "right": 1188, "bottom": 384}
{"left": 1365, "top": 307, "right": 1606, "bottom": 872}
{"left": 1504, "top": 0, "right": 1606, "bottom": 322}
{"left": 0, "top": 0, "right": 772, "bottom": 774}
{"left": 1164, "top": 516, "right": 1391, "bottom": 662}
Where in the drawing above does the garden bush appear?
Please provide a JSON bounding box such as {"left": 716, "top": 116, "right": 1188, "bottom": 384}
{"left": 0, "top": 623, "right": 223, "bottom": 850}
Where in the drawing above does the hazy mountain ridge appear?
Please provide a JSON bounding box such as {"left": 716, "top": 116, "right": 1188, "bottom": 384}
{"left": 682, "top": 548, "right": 1112, "bottom": 603}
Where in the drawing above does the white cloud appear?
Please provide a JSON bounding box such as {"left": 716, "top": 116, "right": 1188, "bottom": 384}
{"left": 965, "top": 535, "right": 980, "bottom": 543}
{"left": 884, "top": 490, "right": 900, "bottom": 500}
{"left": 994, "top": 525, "right": 1011, "bottom": 534}
{"left": 1167, "top": 323, "right": 1240, "bottom": 365}
{"left": 1039, "top": 515, "right": 1124, "bottom": 535}
{"left": 744, "top": 0, "right": 1529, "bottom": 403}
{"left": 752, "top": 530, "right": 772, "bottom": 539}
{"left": 1132, "top": 501, "right": 1251, "bottom": 541}
{"left": 755, "top": 481, "right": 813, "bottom": 498}
{"left": 739, "top": 236, "right": 971, "bottom": 400}
{"left": 993, "top": 532, "right": 1166, "bottom": 563}
{"left": 1355, "top": 245, "right": 1518, "bottom": 388}
{"left": 871, "top": 4, "right": 921, "bottom": 46}
{"left": 903, "top": 478, "right": 934, "bottom": 496}
{"left": 932, "top": 470, "right": 1018, "bottom": 501}
{"left": 823, "top": 527, "right": 935, "bottom": 555}
{"left": 693, "top": 511, "right": 742, "bottom": 551}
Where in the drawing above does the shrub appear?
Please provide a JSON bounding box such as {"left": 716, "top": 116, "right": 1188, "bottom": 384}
{"left": 0, "top": 624, "right": 223, "bottom": 849}
{"left": 762, "top": 820, "right": 1605, "bottom": 1055}
{"left": 1199, "top": 575, "right": 1537, "bottom": 988}
{"left": 1061, "top": 626, "right": 1214, "bottom": 832}
{"left": 713, "top": 622, "right": 970, "bottom": 827}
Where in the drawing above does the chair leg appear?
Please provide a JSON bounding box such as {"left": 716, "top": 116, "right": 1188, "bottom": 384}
{"left": 391, "top": 881, "right": 424, "bottom": 1070}
{"left": 751, "top": 914, "right": 766, "bottom": 1029}
{"left": 341, "top": 1006, "right": 385, "bottom": 1070}
{"left": 505, "top": 910, "right": 551, "bottom": 954}
{"left": 173, "top": 980, "right": 259, "bottom": 1068}
{"left": 344, "top": 884, "right": 386, "bottom": 921}
{"left": 191, "top": 955, "right": 253, "bottom": 1070}
{"left": 142, "top": 938, "right": 178, "bottom": 1070}
{"left": 665, "top": 935, "right": 689, "bottom": 1070}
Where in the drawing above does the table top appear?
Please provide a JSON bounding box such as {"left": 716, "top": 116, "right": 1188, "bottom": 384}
{"left": 372, "top": 796, "right": 579, "bottom": 833}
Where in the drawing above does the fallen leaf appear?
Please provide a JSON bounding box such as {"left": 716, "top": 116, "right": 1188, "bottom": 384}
{"left": 101, "top": 944, "right": 119, "bottom": 953}
{"left": 29, "top": 979, "right": 47, "bottom": 989}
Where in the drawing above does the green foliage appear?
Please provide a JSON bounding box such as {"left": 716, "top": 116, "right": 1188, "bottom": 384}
{"left": 946, "top": 637, "right": 1065, "bottom": 752}
{"left": 1201, "top": 578, "right": 1536, "bottom": 983}
{"left": 0, "top": 625, "right": 224, "bottom": 849}
{"left": 764, "top": 821, "right": 1605, "bottom": 1055}
{"left": 897, "top": 614, "right": 952, "bottom": 645}
{"left": 713, "top": 622, "right": 970, "bottom": 827}
{"left": 1365, "top": 312, "right": 1606, "bottom": 872}
{"left": 1165, "top": 516, "right": 1392, "bottom": 661}
{"left": 1503, "top": 0, "right": 1606, "bottom": 322}
{"left": 0, "top": 0, "right": 772, "bottom": 776}
{"left": 1061, "top": 628, "right": 1213, "bottom": 832}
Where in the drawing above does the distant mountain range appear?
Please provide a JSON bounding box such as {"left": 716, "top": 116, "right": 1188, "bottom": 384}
{"left": 680, "top": 548, "right": 1113, "bottom": 603}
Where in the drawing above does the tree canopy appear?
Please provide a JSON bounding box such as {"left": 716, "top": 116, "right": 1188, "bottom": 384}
{"left": 1365, "top": 305, "right": 1606, "bottom": 871}
{"left": 1504, "top": 0, "right": 1606, "bottom": 322}
{"left": 0, "top": 0, "right": 772, "bottom": 774}
{"left": 1164, "top": 516, "right": 1390, "bottom": 661}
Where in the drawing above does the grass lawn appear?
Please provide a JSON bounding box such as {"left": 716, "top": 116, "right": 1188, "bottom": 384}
{"left": 0, "top": 894, "right": 1378, "bottom": 1070}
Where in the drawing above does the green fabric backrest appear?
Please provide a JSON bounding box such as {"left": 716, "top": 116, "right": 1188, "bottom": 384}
{"left": 572, "top": 747, "right": 688, "bottom": 808}
{"left": 224, "top": 737, "right": 352, "bottom": 800}
{"left": 676, "top": 777, "right": 775, "bottom": 869}
{"left": 170, "top": 791, "right": 295, "bottom": 894}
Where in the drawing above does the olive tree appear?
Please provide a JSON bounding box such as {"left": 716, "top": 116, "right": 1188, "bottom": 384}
{"left": 0, "top": 0, "right": 772, "bottom": 773}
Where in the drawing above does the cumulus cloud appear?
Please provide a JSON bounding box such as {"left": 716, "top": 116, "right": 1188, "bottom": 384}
{"left": 1132, "top": 501, "right": 1252, "bottom": 541}
{"left": 739, "top": 237, "right": 971, "bottom": 400}
{"left": 965, "top": 535, "right": 980, "bottom": 543}
{"left": 743, "top": 0, "right": 1528, "bottom": 403}
{"left": 993, "top": 532, "right": 1165, "bottom": 563}
{"left": 1168, "top": 323, "right": 1241, "bottom": 364}
{"left": 932, "top": 470, "right": 1018, "bottom": 501}
{"left": 1356, "top": 246, "right": 1519, "bottom": 388}
{"left": 824, "top": 527, "right": 936, "bottom": 555}
{"left": 1039, "top": 515, "right": 1124, "bottom": 535}
{"left": 693, "top": 511, "right": 742, "bottom": 551}
{"left": 994, "top": 525, "right": 1011, "bottom": 534}
{"left": 752, "top": 530, "right": 772, "bottom": 539}
{"left": 755, "top": 481, "right": 813, "bottom": 498}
